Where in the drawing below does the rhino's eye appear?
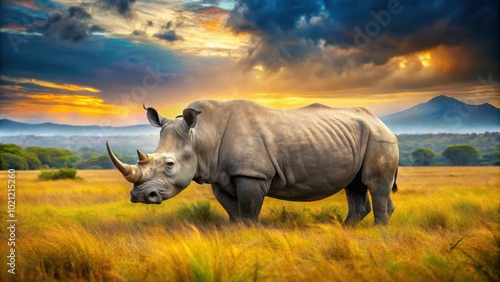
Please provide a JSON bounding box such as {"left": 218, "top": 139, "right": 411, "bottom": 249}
{"left": 165, "top": 158, "right": 175, "bottom": 171}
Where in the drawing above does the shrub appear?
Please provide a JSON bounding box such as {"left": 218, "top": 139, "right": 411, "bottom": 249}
{"left": 266, "top": 206, "right": 312, "bottom": 228}
{"left": 309, "top": 206, "right": 344, "bottom": 223}
{"left": 176, "top": 201, "right": 224, "bottom": 226}
{"left": 39, "top": 168, "right": 80, "bottom": 180}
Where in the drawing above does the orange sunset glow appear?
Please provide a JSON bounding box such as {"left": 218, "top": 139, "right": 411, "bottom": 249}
{"left": 1, "top": 76, "right": 101, "bottom": 93}
{"left": 0, "top": 0, "right": 498, "bottom": 126}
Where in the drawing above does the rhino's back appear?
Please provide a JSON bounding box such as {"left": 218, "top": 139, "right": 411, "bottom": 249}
{"left": 190, "top": 100, "right": 395, "bottom": 200}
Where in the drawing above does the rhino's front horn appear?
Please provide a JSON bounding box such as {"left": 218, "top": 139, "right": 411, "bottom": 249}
{"left": 137, "top": 149, "right": 151, "bottom": 165}
{"left": 106, "top": 141, "right": 142, "bottom": 183}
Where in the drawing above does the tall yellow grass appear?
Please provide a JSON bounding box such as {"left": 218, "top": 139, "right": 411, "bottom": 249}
{"left": 0, "top": 167, "right": 498, "bottom": 281}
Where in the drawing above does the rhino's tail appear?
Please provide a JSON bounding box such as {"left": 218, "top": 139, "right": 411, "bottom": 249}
{"left": 392, "top": 167, "right": 398, "bottom": 193}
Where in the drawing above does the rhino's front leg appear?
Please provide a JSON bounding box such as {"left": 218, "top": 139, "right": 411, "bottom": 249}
{"left": 211, "top": 183, "right": 240, "bottom": 222}
{"left": 234, "top": 176, "right": 269, "bottom": 223}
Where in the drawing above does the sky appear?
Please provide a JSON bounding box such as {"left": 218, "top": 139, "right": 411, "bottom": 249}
{"left": 0, "top": 0, "right": 498, "bottom": 126}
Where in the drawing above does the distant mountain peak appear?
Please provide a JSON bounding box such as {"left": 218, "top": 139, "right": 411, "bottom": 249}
{"left": 381, "top": 95, "right": 500, "bottom": 134}
{"left": 427, "top": 95, "right": 460, "bottom": 104}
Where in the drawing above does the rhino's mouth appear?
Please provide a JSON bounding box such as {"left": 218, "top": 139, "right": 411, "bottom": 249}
{"left": 130, "top": 182, "right": 168, "bottom": 204}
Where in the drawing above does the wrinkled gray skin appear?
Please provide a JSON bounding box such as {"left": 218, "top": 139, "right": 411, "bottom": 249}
{"left": 107, "top": 100, "right": 399, "bottom": 226}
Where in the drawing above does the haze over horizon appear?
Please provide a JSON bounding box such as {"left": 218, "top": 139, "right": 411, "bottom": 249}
{"left": 1, "top": 0, "right": 499, "bottom": 126}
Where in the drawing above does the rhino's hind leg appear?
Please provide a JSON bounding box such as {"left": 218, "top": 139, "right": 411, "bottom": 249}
{"left": 211, "top": 183, "right": 240, "bottom": 222}
{"left": 387, "top": 195, "right": 395, "bottom": 217}
{"left": 362, "top": 138, "right": 399, "bottom": 226}
{"left": 343, "top": 170, "right": 371, "bottom": 227}
{"left": 367, "top": 175, "right": 396, "bottom": 226}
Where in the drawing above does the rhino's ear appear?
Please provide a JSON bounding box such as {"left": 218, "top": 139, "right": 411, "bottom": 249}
{"left": 144, "top": 104, "right": 166, "bottom": 127}
{"left": 182, "top": 108, "right": 202, "bottom": 129}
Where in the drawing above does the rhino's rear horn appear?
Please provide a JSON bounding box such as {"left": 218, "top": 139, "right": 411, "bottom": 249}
{"left": 137, "top": 149, "right": 151, "bottom": 164}
{"left": 106, "top": 141, "right": 142, "bottom": 183}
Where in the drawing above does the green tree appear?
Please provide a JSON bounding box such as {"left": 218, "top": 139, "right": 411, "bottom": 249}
{"left": 76, "top": 153, "right": 135, "bottom": 169}
{"left": 0, "top": 144, "right": 42, "bottom": 170}
{"left": 0, "top": 155, "right": 7, "bottom": 170}
{"left": 481, "top": 151, "right": 500, "bottom": 166}
{"left": 0, "top": 144, "right": 24, "bottom": 155}
{"left": 24, "top": 153, "right": 42, "bottom": 170}
{"left": 51, "top": 155, "right": 79, "bottom": 168}
{"left": 442, "top": 145, "right": 479, "bottom": 166}
{"left": 411, "top": 148, "right": 435, "bottom": 166}
{"left": 0, "top": 153, "right": 28, "bottom": 170}
{"left": 26, "top": 147, "right": 72, "bottom": 167}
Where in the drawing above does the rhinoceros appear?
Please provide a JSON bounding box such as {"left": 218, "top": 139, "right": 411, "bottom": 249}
{"left": 107, "top": 100, "right": 399, "bottom": 226}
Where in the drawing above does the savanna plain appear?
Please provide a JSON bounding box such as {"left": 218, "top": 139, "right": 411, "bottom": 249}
{"left": 0, "top": 167, "right": 498, "bottom": 281}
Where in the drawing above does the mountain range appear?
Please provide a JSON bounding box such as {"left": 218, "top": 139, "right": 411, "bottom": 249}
{"left": 0, "top": 120, "right": 159, "bottom": 136}
{"left": 380, "top": 95, "right": 499, "bottom": 133}
{"left": 0, "top": 95, "right": 498, "bottom": 136}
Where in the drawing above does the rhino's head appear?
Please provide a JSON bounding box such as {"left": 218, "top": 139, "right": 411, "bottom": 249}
{"left": 107, "top": 105, "right": 201, "bottom": 204}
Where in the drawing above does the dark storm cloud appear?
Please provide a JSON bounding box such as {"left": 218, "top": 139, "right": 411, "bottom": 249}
{"left": 95, "top": 0, "right": 136, "bottom": 18}
{"left": 131, "top": 29, "right": 145, "bottom": 36}
{"left": 29, "top": 12, "right": 90, "bottom": 43}
{"left": 154, "top": 30, "right": 182, "bottom": 42}
{"left": 90, "top": 24, "right": 106, "bottom": 33}
{"left": 24, "top": 5, "right": 102, "bottom": 43}
{"left": 68, "top": 6, "right": 91, "bottom": 20}
{"left": 227, "top": 0, "right": 499, "bottom": 75}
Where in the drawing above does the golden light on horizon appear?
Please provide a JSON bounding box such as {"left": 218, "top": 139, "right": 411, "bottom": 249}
{"left": 249, "top": 92, "right": 400, "bottom": 113}
{"left": 0, "top": 76, "right": 101, "bottom": 93}
{"left": 24, "top": 94, "right": 124, "bottom": 114}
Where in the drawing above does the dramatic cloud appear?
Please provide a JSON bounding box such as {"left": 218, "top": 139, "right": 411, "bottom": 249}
{"left": 1, "top": 0, "right": 498, "bottom": 125}
{"left": 95, "top": 0, "right": 137, "bottom": 18}
{"left": 89, "top": 24, "right": 106, "bottom": 33}
{"left": 29, "top": 12, "right": 90, "bottom": 43}
{"left": 154, "top": 30, "right": 182, "bottom": 42}
{"left": 27, "top": 5, "right": 97, "bottom": 43}
{"left": 131, "top": 29, "right": 145, "bottom": 36}
{"left": 68, "top": 6, "right": 91, "bottom": 20}
{"left": 227, "top": 0, "right": 499, "bottom": 77}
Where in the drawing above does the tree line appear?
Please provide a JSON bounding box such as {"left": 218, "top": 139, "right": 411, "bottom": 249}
{"left": 0, "top": 144, "right": 136, "bottom": 170}
{"left": 409, "top": 145, "right": 498, "bottom": 166}
{"left": 1, "top": 142, "right": 499, "bottom": 170}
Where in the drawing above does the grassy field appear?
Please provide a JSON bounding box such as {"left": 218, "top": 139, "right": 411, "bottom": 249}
{"left": 0, "top": 167, "right": 499, "bottom": 281}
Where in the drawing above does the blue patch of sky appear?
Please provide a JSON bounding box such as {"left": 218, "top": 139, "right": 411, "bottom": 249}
{"left": 0, "top": 31, "right": 185, "bottom": 90}
{"left": 0, "top": 4, "right": 50, "bottom": 27}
